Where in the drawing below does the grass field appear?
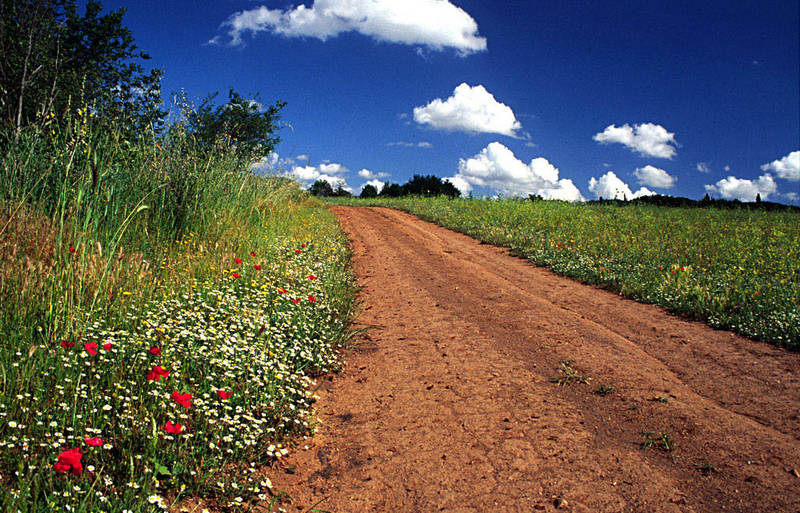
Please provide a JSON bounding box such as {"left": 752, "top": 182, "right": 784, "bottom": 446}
{"left": 331, "top": 196, "right": 799, "bottom": 349}
{"left": 0, "top": 115, "right": 356, "bottom": 512}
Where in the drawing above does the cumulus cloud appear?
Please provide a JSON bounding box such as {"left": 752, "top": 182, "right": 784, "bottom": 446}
{"left": 633, "top": 165, "right": 676, "bottom": 189}
{"left": 447, "top": 142, "right": 583, "bottom": 201}
{"left": 287, "top": 163, "right": 352, "bottom": 192}
{"left": 413, "top": 83, "right": 523, "bottom": 137}
{"left": 386, "top": 141, "right": 433, "bottom": 148}
{"left": 213, "top": 0, "right": 486, "bottom": 55}
{"left": 760, "top": 150, "right": 800, "bottom": 181}
{"left": 696, "top": 162, "right": 710, "bottom": 173}
{"left": 359, "top": 179, "right": 385, "bottom": 194}
{"left": 704, "top": 174, "right": 777, "bottom": 202}
{"left": 357, "top": 168, "right": 390, "bottom": 179}
{"left": 588, "top": 171, "right": 656, "bottom": 200}
{"left": 593, "top": 123, "right": 677, "bottom": 159}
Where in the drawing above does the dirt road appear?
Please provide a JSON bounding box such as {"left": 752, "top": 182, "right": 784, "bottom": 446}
{"left": 269, "top": 206, "right": 800, "bottom": 513}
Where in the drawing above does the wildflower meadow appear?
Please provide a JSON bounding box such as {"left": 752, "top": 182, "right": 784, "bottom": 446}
{"left": 0, "top": 110, "right": 356, "bottom": 512}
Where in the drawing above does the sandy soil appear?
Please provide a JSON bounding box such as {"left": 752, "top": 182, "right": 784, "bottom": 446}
{"left": 265, "top": 206, "right": 800, "bottom": 513}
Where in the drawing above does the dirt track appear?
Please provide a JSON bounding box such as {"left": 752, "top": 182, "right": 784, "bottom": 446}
{"left": 268, "top": 206, "right": 800, "bottom": 513}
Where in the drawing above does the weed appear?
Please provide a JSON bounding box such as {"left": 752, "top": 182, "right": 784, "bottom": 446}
{"left": 550, "top": 361, "right": 590, "bottom": 386}
{"left": 641, "top": 431, "right": 676, "bottom": 452}
{"left": 595, "top": 384, "right": 615, "bottom": 396}
{"left": 693, "top": 459, "right": 718, "bottom": 474}
{"left": 652, "top": 396, "right": 669, "bottom": 403}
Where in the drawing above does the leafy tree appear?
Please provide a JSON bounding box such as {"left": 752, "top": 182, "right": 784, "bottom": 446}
{"left": 379, "top": 182, "right": 403, "bottom": 198}
{"left": 309, "top": 179, "right": 334, "bottom": 197}
{"left": 0, "top": 0, "right": 164, "bottom": 139}
{"left": 360, "top": 183, "right": 378, "bottom": 198}
{"left": 186, "top": 87, "right": 285, "bottom": 163}
{"left": 401, "top": 174, "right": 461, "bottom": 198}
{"left": 332, "top": 185, "right": 351, "bottom": 197}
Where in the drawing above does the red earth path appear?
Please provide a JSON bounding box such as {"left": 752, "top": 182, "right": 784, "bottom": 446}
{"left": 265, "top": 206, "right": 800, "bottom": 513}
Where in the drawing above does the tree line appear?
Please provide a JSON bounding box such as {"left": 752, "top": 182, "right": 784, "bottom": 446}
{"left": 310, "top": 174, "right": 461, "bottom": 199}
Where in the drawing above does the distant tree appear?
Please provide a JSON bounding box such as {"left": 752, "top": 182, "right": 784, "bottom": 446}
{"left": 309, "top": 179, "right": 334, "bottom": 197}
{"left": 186, "top": 87, "right": 285, "bottom": 163}
{"left": 379, "top": 183, "right": 403, "bottom": 198}
{"left": 401, "top": 174, "right": 461, "bottom": 198}
{"left": 360, "top": 183, "right": 378, "bottom": 198}
{"left": 755, "top": 193, "right": 762, "bottom": 203}
{"left": 0, "top": 0, "right": 164, "bottom": 139}
{"left": 331, "top": 185, "right": 351, "bottom": 197}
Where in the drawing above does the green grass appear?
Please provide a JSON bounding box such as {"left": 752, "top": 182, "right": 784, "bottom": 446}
{"left": 330, "top": 196, "right": 799, "bottom": 349}
{"left": 0, "top": 114, "right": 356, "bottom": 511}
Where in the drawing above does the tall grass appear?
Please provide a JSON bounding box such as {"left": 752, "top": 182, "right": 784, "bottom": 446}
{"left": 331, "top": 196, "right": 799, "bottom": 349}
{"left": 0, "top": 112, "right": 356, "bottom": 511}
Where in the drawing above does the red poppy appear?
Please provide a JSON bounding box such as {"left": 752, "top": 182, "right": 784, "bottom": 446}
{"left": 249, "top": 251, "right": 256, "bottom": 257}
{"left": 171, "top": 391, "right": 192, "bottom": 408}
{"left": 216, "top": 390, "right": 232, "bottom": 400}
{"left": 69, "top": 247, "right": 76, "bottom": 254}
{"left": 146, "top": 365, "right": 169, "bottom": 381}
{"left": 254, "top": 264, "right": 262, "bottom": 270}
{"left": 84, "top": 342, "right": 98, "bottom": 356}
{"left": 301, "top": 243, "right": 306, "bottom": 248}
{"left": 291, "top": 298, "right": 300, "bottom": 304}
{"left": 149, "top": 346, "right": 161, "bottom": 355}
{"left": 658, "top": 266, "right": 664, "bottom": 270}
{"left": 102, "top": 343, "right": 112, "bottom": 351}
{"left": 60, "top": 341, "right": 75, "bottom": 348}
{"left": 235, "top": 257, "right": 242, "bottom": 265}
{"left": 53, "top": 447, "right": 82, "bottom": 475}
{"left": 163, "top": 421, "right": 184, "bottom": 434}
{"left": 308, "top": 295, "right": 317, "bottom": 303}
{"left": 294, "top": 249, "right": 302, "bottom": 254}
{"left": 84, "top": 437, "right": 103, "bottom": 447}
{"left": 278, "top": 287, "right": 287, "bottom": 294}
{"left": 231, "top": 272, "right": 242, "bottom": 279}
{"left": 680, "top": 266, "right": 686, "bottom": 271}
{"left": 308, "top": 274, "right": 317, "bottom": 280}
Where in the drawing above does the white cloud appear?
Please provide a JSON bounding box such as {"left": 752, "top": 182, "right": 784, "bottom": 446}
{"left": 413, "top": 83, "right": 523, "bottom": 137}
{"left": 215, "top": 0, "right": 486, "bottom": 55}
{"left": 386, "top": 141, "right": 433, "bottom": 148}
{"left": 449, "top": 142, "right": 583, "bottom": 201}
{"left": 705, "top": 174, "right": 777, "bottom": 202}
{"left": 357, "top": 168, "right": 390, "bottom": 179}
{"left": 696, "top": 162, "right": 711, "bottom": 173}
{"left": 593, "top": 123, "right": 677, "bottom": 159}
{"left": 287, "top": 163, "right": 352, "bottom": 192}
{"left": 633, "top": 165, "right": 676, "bottom": 189}
{"left": 444, "top": 174, "right": 472, "bottom": 195}
{"left": 359, "top": 179, "right": 385, "bottom": 194}
{"left": 760, "top": 150, "right": 800, "bottom": 181}
{"left": 249, "top": 152, "right": 281, "bottom": 173}
{"left": 588, "top": 171, "right": 656, "bottom": 200}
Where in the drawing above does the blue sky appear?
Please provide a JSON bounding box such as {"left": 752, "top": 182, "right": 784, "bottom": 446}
{"left": 104, "top": 0, "right": 798, "bottom": 202}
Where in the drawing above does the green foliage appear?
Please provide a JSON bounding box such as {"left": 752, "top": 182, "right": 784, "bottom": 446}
{"left": 402, "top": 174, "right": 461, "bottom": 198}
{"left": 360, "top": 183, "right": 378, "bottom": 198}
{"left": 308, "top": 179, "right": 350, "bottom": 197}
{"left": 0, "top": 110, "right": 356, "bottom": 512}
{"left": 330, "top": 195, "right": 800, "bottom": 349}
{"left": 0, "top": 0, "right": 164, "bottom": 139}
{"left": 186, "top": 87, "right": 285, "bottom": 164}
{"left": 309, "top": 179, "right": 335, "bottom": 197}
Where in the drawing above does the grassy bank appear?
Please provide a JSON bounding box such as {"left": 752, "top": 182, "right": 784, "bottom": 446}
{"left": 0, "top": 115, "right": 356, "bottom": 512}
{"left": 330, "top": 196, "right": 799, "bottom": 349}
